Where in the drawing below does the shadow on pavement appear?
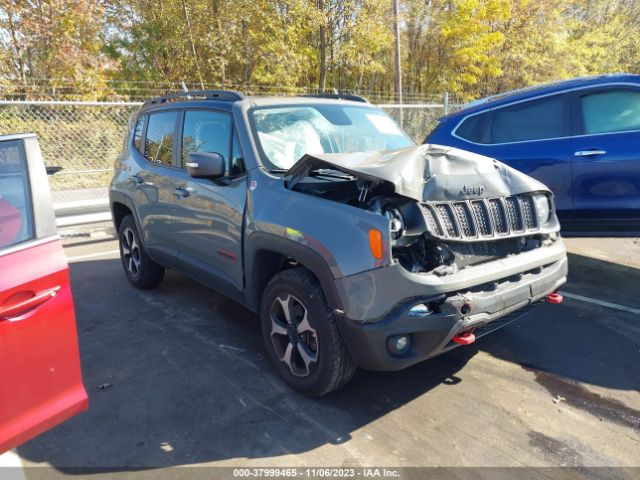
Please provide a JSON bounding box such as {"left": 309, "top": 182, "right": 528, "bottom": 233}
{"left": 17, "top": 251, "right": 640, "bottom": 471}
{"left": 17, "top": 258, "right": 477, "bottom": 471}
{"left": 478, "top": 252, "right": 640, "bottom": 392}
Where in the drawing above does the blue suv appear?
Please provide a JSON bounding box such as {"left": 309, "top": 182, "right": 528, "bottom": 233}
{"left": 426, "top": 74, "right": 640, "bottom": 236}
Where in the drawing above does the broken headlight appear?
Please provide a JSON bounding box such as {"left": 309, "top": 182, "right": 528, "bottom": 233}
{"left": 532, "top": 193, "right": 551, "bottom": 226}
{"left": 383, "top": 207, "right": 405, "bottom": 240}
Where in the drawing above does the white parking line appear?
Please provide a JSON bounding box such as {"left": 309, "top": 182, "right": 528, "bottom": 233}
{"left": 66, "top": 249, "right": 120, "bottom": 262}
{"left": 562, "top": 291, "right": 640, "bottom": 316}
{"left": 0, "top": 450, "right": 26, "bottom": 480}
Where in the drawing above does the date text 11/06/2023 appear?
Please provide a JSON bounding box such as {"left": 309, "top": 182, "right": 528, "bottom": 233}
{"left": 232, "top": 468, "right": 401, "bottom": 478}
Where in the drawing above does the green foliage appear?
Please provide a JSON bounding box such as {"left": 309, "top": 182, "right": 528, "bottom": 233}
{"left": 0, "top": 0, "right": 114, "bottom": 98}
{"left": 1, "top": 0, "right": 639, "bottom": 100}
{"left": 404, "top": 0, "right": 509, "bottom": 99}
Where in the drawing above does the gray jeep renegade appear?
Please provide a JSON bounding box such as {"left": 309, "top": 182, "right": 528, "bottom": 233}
{"left": 109, "top": 91, "right": 568, "bottom": 396}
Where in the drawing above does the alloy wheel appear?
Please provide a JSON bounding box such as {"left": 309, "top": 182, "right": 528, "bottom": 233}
{"left": 121, "top": 227, "right": 141, "bottom": 279}
{"left": 269, "top": 294, "right": 318, "bottom": 377}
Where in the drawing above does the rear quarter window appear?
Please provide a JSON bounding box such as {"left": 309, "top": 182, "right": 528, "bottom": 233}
{"left": 0, "top": 140, "right": 34, "bottom": 249}
{"left": 454, "top": 112, "right": 491, "bottom": 144}
{"left": 133, "top": 116, "right": 146, "bottom": 154}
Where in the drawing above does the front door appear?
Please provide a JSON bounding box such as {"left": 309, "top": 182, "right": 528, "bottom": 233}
{"left": 571, "top": 86, "right": 640, "bottom": 233}
{"left": 170, "top": 109, "right": 247, "bottom": 296}
{"left": 0, "top": 134, "right": 87, "bottom": 453}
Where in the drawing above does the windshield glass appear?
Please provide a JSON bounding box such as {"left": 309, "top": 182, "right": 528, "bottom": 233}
{"left": 250, "top": 104, "right": 414, "bottom": 170}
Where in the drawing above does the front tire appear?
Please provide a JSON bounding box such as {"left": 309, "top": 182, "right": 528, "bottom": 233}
{"left": 260, "top": 267, "right": 356, "bottom": 396}
{"left": 118, "top": 214, "right": 165, "bottom": 289}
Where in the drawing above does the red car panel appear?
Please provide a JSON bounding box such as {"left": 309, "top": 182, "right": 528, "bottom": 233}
{"left": 0, "top": 238, "right": 88, "bottom": 453}
{"left": 0, "top": 133, "right": 88, "bottom": 454}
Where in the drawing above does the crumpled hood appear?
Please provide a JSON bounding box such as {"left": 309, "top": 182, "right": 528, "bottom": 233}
{"left": 286, "top": 144, "right": 550, "bottom": 201}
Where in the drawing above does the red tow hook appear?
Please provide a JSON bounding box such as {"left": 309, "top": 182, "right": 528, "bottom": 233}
{"left": 452, "top": 331, "right": 476, "bottom": 345}
{"left": 547, "top": 292, "right": 564, "bottom": 304}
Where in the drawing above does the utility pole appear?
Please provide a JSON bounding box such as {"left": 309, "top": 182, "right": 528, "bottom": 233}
{"left": 318, "top": 0, "right": 327, "bottom": 91}
{"left": 392, "top": 0, "right": 403, "bottom": 125}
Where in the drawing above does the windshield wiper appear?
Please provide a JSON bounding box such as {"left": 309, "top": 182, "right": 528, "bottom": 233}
{"left": 309, "top": 168, "right": 354, "bottom": 180}
{"left": 271, "top": 167, "right": 352, "bottom": 181}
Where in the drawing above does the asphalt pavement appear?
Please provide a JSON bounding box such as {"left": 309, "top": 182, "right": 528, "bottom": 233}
{"left": 10, "top": 229, "right": 640, "bottom": 478}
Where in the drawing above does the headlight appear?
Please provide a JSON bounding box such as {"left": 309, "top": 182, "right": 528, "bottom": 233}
{"left": 383, "top": 207, "right": 404, "bottom": 240}
{"left": 532, "top": 193, "right": 551, "bottom": 225}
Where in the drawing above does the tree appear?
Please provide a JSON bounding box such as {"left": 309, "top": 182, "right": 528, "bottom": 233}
{"left": 0, "top": 0, "right": 112, "bottom": 98}
{"left": 314, "top": 0, "right": 392, "bottom": 93}
{"left": 403, "top": 0, "right": 509, "bottom": 100}
{"left": 3, "top": 0, "right": 640, "bottom": 100}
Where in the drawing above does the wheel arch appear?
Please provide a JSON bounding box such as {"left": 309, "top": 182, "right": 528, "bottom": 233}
{"left": 245, "top": 233, "right": 344, "bottom": 314}
{"left": 110, "top": 191, "right": 143, "bottom": 241}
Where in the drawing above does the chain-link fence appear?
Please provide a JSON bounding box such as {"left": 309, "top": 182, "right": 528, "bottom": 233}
{"left": 0, "top": 99, "right": 461, "bottom": 217}
{"left": 380, "top": 103, "right": 459, "bottom": 143}
{"left": 0, "top": 100, "right": 140, "bottom": 210}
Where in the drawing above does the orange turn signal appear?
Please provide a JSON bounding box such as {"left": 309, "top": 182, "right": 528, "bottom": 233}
{"left": 368, "top": 229, "right": 384, "bottom": 260}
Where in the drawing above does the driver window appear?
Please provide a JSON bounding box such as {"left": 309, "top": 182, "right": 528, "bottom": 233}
{"left": 182, "top": 110, "right": 232, "bottom": 170}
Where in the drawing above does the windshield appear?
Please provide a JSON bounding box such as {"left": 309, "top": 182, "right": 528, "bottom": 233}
{"left": 250, "top": 104, "right": 414, "bottom": 170}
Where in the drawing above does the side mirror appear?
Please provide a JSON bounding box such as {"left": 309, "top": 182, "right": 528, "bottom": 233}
{"left": 186, "top": 152, "right": 225, "bottom": 179}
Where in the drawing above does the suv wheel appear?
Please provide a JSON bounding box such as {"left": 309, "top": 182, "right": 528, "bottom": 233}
{"left": 260, "top": 267, "right": 356, "bottom": 396}
{"left": 118, "top": 214, "right": 165, "bottom": 289}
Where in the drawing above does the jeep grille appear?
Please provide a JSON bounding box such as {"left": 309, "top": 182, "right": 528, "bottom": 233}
{"left": 420, "top": 194, "right": 540, "bottom": 241}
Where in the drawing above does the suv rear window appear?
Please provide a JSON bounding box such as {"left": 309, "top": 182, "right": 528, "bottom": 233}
{"left": 0, "top": 140, "right": 34, "bottom": 249}
{"left": 456, "top": 94, "right": 566, "bottom": 144}
{"left": 145, "top": 112, "right": 177, "bottom": 166}
{"left": 455, "top": 112, "right": 491, "bottom": 144}
{"left": 581, "top": 89, "right": 640, "bottom": 134}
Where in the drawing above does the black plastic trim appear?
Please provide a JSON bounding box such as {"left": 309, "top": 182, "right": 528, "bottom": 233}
{"left": 244, "top": 232, "right": 344, "bottom": 313}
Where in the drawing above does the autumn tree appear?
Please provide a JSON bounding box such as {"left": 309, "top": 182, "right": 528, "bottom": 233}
{"left": 0, "top": 0, "right": 112, "bottom": 97}
{"left": 3, "top": 0, "right": 640, "bottom": 100}
{"left": 314, "top": 0, "right": 392, "bottom": 92}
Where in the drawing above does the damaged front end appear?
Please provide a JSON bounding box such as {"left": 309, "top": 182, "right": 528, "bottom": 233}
{"left": 285, "top": 144, "right": 562, "bottom": 276}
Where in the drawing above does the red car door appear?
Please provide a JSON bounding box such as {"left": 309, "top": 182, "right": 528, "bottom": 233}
{"left": 0, "top": 133, "right": 88, "bottom": 454}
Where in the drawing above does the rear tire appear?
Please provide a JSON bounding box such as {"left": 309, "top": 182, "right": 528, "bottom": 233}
{"left": 118, "top": 214, "right": 164, "bottom": 289}
{"left": 260, "top": 267, "right": 356, "bottom": 396}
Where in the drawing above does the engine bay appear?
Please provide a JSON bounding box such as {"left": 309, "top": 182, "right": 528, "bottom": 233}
{"left": 288, "top": 173, "right": 553, "bottom": 275}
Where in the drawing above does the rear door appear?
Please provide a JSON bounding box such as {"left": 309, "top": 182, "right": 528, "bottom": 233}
{"left": 130, "top": 111, "right": 181, "bottom": 265}
{"left": 0, "top": 134, "right": 87, "bottom": 453}
{"left": 570, "top": 86, "right": 640, "bottom": 233}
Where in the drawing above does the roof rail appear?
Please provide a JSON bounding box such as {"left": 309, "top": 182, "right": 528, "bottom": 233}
{"left": 464, "top": 74, "right": 621, "bottom": 109}
{"left": 143, "top": 90, "right": 244, "bottom": 107}
{"left": 303, "top": 92, "right": 369, "bottom": 103}
{"left": 464, "top": 83, "right": 559, "bottom": 109}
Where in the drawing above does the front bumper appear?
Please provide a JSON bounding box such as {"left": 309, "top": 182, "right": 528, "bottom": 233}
{"left": 335, "top": 243, "right": 568, "bottom": 371}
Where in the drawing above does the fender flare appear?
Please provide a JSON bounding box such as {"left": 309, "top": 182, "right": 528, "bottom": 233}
{"left": 244, "top": 232, "right": 345, "bottom": 313}
{"left": 109, "top": 190, "right": 145, "bottom": 244}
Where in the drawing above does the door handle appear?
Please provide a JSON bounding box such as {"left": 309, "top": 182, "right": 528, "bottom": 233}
{"left": 173, "top": 187, "right": 191, "bottom": 198}
{"left": 574, "top": 149, "right": 607, "bottom": 157}
{"left": 0, "top": 286, "right": 61, "bottom": 320}
{"left": 129, "top": 174, "right": 144, "bottom": 185}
